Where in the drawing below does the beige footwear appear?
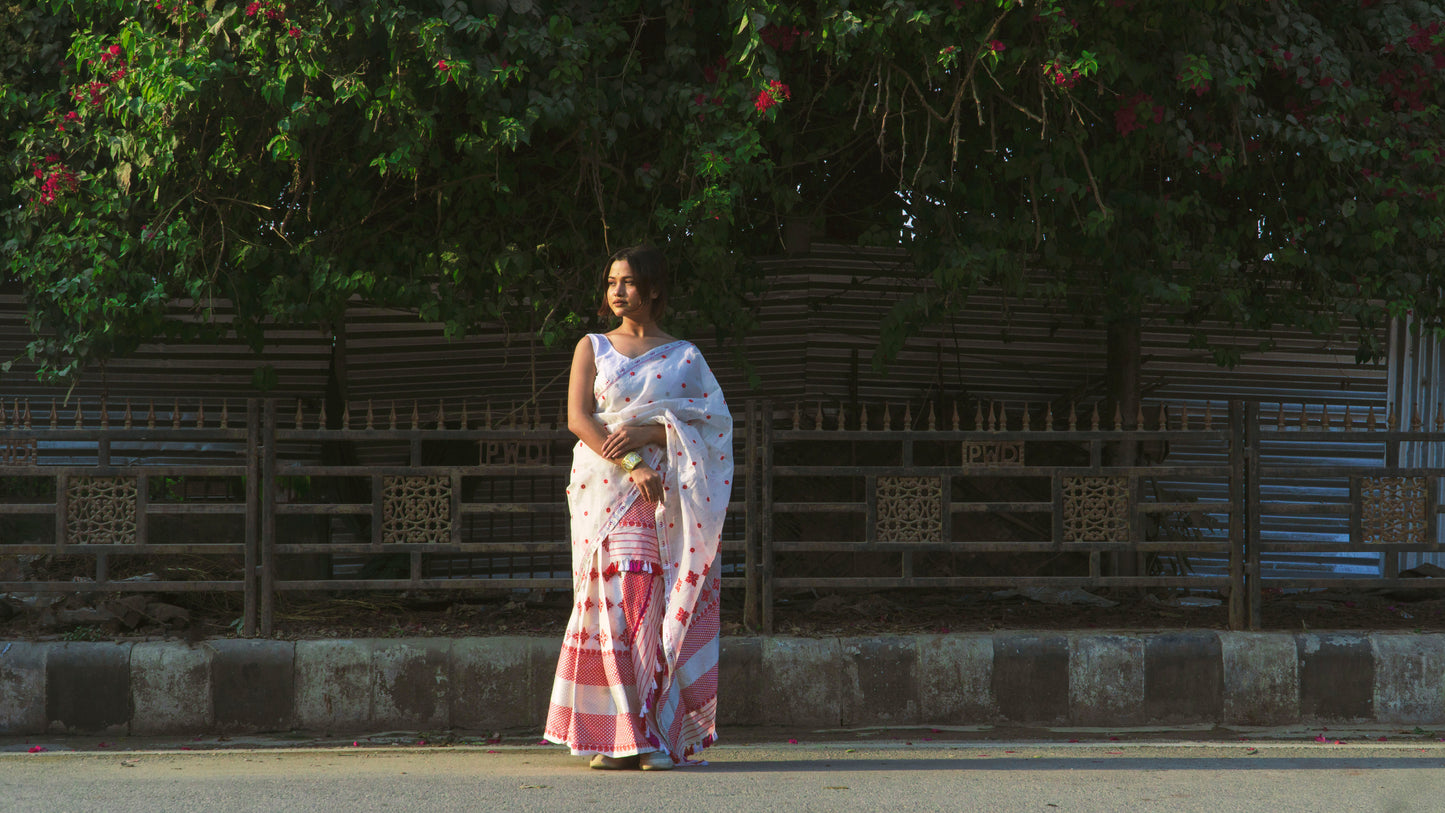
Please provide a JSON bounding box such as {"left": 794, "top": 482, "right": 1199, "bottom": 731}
{"left": 639, "top": 750, "right": 674, "bottom": 771}
{"left": 589, "top": 754, "right": 639, "bottom": 770}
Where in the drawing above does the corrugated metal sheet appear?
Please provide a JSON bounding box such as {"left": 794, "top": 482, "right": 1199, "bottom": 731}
{"left": 2, "top": 244, "right": 1388, "bottom": 412}
{"left": 4, "top": 243, "right": 1406, "bottom": 578}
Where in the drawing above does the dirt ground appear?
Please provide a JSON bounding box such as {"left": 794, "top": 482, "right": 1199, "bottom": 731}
{"left": 7, "top": 584, "right": 1445, "bottom": 642}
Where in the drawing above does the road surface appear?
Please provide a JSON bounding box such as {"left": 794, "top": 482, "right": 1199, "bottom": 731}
{"left": 3, "top": 738, "right": 1442, "bottom": 812}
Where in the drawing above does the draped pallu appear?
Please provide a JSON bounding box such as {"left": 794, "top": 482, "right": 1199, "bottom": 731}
{"left": 544, "top": 338, "right": 733, "bottom": 764}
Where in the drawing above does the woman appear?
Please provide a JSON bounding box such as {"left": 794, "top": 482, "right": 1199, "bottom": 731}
{"left": 543, "top": 245, "right": 733, "bottom": 770}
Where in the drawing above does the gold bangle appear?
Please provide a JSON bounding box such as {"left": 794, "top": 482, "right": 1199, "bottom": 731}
{"left": 620, "top": 451, "right": 643, "bottom": 472}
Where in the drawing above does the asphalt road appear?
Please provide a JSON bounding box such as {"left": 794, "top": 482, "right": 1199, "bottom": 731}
{"left": 3, "top": 740, "right": 1443, "bottom": 812}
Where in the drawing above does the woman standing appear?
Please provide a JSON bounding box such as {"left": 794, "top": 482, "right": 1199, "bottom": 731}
{"left": 543, "top": 245, "right": 733, "bottom": 770}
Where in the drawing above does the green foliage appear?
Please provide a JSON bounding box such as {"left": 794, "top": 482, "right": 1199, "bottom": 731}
{"left": 733, "top": 0, "right": 1445, "bottom": 365}
{"left": 3, "top": 0, "right": 772, "bottom": 381}
{"left": 4, "top": 0, "right": 1445, "bottom": 384}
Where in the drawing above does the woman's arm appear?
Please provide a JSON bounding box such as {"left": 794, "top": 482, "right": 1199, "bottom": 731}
{"left": 566, "top": 337, "right": 613, "bottom": 458}
{"left": 566, "top": 337, "right": 666, "bottom": 502}
{"left": 566, "top": 338, "right": 667, "bottom": 456}
{"left": 597, "top": 424, "right": 666, "bottom": 458}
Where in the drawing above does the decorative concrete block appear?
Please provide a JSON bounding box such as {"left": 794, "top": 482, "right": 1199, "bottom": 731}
{"left": 1372, "top": 634, "right": 1445, "bottom": 725}
{"left": 131, "top": 642, "right": 211, "bottom": 734}
{"left": 0, "top": 642, "right": 47, "bottom": 734}
{"left": 840, "top": 637, "right": 919, "bottom": 727}
{"left": 1220, "top": 633, "right": 1299, "bottom": 726}
{"left": 295, "top": 639, "right": 372, "bottom": 732}
{"left": 760, "top": 637, "right": 840, "bottom": 727}
{"left": 46, "top": 642, "right": 131, "bottom": 734}
{"left": 372, "top": 638, "right": 450, "bottom": 731}
{"left": 210, "top": 639, "right": 295, "bottom": 732}
{"left": 918, "top": 634, "right": 995, "bottom": 725}
{"left": 993, "top": 634, "right": 1069, "bottom": 724}
{"left": 1144, "top": 631, "right": 1222, "bottom": 724}
{"left": 1298, "top": 633, "right": 1374, "bottom": 722}
{"left": 451, "top": 637, "right": 536, "bottom": 731}
{"left": 1069, "top": 634, "right": 1145, "bottom": 726}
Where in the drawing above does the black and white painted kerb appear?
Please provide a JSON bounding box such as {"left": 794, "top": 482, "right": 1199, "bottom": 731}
{"left": 0, "top": 632, "right": 1435, "bottom": 735}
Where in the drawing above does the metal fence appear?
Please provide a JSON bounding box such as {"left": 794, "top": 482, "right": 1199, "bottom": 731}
{"left": 1, "top": 397, "right": 1441, "bottom": 635}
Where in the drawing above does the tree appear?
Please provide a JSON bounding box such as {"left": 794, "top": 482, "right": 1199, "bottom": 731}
{"left": 735, "top": 0, "right": 1445, "bottom": 415}
{"left": 3, "top": 0, "right": 772, "bottom": 386}
{"left": 5, "top": 0, "right": 1444, "bottom": 401}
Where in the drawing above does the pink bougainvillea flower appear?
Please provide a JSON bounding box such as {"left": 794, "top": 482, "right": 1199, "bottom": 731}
{"left": 787, "top": 738, "right": 799, "bottom": 744}
{"left": 987, "top": 40, "right": 1006, "bottom": 53}
{"left": 28, "top": 746, "right": 46, "bottom": 753}
{"left": 289, "top": 27, "right": 302, "bottom": 39}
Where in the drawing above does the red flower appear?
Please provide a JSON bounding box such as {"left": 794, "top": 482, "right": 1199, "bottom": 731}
{"left": 1114, "top": 92, "right": 1162, "bottom": 135}
{"left": 245, "top": 1, "right": 260, "bottom": 15}
{"left": 987, "top": 39, "right": 1006, "bottom": 53}
{"left": 437, "top": 59, "right": 449, "bottom": 71}
{"left": 760, "top": 24, "right": 803, "bottom": 52}
{"left": 754, "top": 79, "right": 792, "bottom": 112}
{"left": 289, "top": 27, "right": 302, "bottom": 39}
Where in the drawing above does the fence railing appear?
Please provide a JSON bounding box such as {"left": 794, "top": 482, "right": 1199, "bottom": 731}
{"left": 1, "top": 397, "right": 1441, "bottom": 634}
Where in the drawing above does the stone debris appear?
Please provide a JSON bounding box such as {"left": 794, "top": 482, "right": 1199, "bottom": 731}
{"left": 0, "top": 591, "right": 193, "bottom": 633}
{"left": 996, "top": 587, "right": 1119, "bottom": 608}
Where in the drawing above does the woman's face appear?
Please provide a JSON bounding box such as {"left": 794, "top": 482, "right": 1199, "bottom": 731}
{"left": 606, "top": 260, "right": 656, "bottom": 321}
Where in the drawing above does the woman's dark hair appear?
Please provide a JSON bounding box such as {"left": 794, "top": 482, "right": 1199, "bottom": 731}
{"left": 598, "top": 244, "right": 669, "bottom": 320}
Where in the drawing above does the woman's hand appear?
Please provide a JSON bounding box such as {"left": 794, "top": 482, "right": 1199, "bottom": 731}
{"left": 598, "top": 424, "right": 665, "bottom": 459}
{"left": 629, "top": 464, "right": 664, "bottom": 503}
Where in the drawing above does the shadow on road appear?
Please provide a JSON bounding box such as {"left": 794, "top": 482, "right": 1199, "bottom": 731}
{"left": 703, "top": 755, "right": 1445, "bottom": 773}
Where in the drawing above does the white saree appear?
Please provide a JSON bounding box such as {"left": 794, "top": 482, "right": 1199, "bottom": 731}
{"left": 544, "top": 335, "right": 733, "bottom": 764}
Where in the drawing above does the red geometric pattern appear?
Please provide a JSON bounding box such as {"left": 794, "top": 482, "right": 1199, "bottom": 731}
{"left": 545, "top": 564, "right": 663, "bottom": 757}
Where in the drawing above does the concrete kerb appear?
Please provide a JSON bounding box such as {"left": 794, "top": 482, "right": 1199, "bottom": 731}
{"left": 295, "top": 639, "right": 372, "bottom": 732}
{"left": 0, "top": 642, "right": 46, "bottom": 734}
{"left": 7, "top": 631, "right": 1445, "bottom": 736}
{"left": 1068, "top": 634, "right": 1145, "bottom": 726}
{"left": 1373, "top": 633, "right": 1445, "bottom": 724}
{"left": 131, "top": 641, "right": 211, "bottom": 735}
{"left": 1221, "top": 633, "right": 1299, "bottom": 726}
